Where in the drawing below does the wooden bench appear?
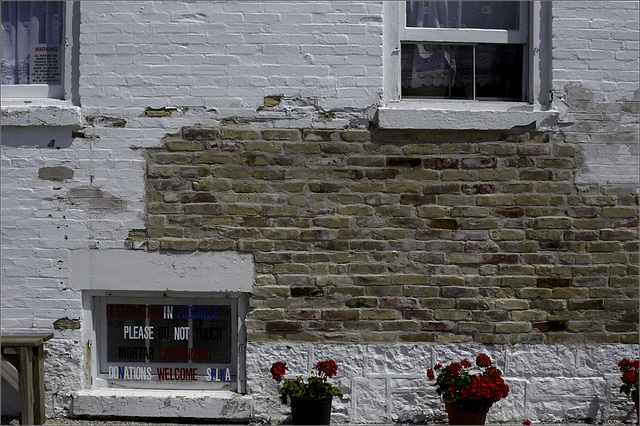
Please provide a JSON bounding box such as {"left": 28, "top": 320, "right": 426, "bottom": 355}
{"left": 2, "top": 333, "right": 54, "bottom": 425}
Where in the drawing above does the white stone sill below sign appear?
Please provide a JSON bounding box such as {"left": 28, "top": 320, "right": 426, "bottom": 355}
{"left": 72, "top": 388, "right": 252, "bottom": 420}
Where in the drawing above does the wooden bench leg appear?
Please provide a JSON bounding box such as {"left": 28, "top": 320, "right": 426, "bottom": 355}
{"left": 34, "top": 344, "right": 46, "bottom": 425}
{"left": 19, "top": 347, "right": 34, "bottom": 426}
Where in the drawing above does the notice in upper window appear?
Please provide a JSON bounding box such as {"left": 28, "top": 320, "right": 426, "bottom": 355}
{"left": 30, "top": 44, "right": 62, "bottom": 84}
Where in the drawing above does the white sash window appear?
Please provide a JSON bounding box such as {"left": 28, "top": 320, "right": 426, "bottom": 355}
{"left": 1, "top": 1, "right": 70, "bottom": 99}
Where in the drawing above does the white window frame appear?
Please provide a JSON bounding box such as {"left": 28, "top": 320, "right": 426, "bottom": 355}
{"left": 0, "top": 1, "right": 73, "bottom": 100}
{"left": 380, "top": 1, "right": 555, "bottom": 129}
{"left": 400, "top": 2, "right": 529, "bottom": 102}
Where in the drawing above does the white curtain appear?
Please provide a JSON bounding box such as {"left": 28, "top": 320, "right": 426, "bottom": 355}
{"left": 402, "top": 1, "right": 520, "bottom": 98}
{"left": 1, "top": 1, "right": 63, "bottom": 85}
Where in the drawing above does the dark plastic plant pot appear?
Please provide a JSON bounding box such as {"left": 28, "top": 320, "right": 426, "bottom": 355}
{"left": 290, "top": 395, "right": 333, "bottom": 425}
{"left": 444, "top": 400, "right": 490, "bottom": 425}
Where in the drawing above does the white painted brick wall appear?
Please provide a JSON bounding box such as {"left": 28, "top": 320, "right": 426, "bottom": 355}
{"left": 79, "top": 1, "right": 384, "bottom": 118}
{"left": 551, "top": 1, "right": 639, "bottom": 192}
{"left": 1, "top": 1, "right": 638, "bottom": 421}
{"left": 247, "top": 343, "right": 640, "bottom": 424}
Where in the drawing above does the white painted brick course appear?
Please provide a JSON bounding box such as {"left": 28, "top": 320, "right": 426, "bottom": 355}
{"left": 1, "top": 0, "right": 638, "bottom": 421}
{"left": 247, "top": 343, "right": 640, "bottom": 424}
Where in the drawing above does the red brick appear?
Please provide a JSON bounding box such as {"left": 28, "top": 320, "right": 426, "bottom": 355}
{"left": 483, "top": 254, "right": 519, "bottom": 264}
{"left": 493, "top": 207, "right": 525, "bottom": 218}
{"left": 462, "top": 157, "right": 497, "bottom": 169}
{"left": 365, "top": 169, "right": 400, "bottom": 179}
{"left": 420, "top": 321, "right": 455, "bottom": 331}
{"left": 611, "top": 218, "right": 639, "bottom": 228}
{"left": 380, "top": 298, "right": 419, "bottom": 309}
{"left": 565, "top": 207, "right": 597, "bottom": 218}
{"left": 563, "top": 230, "right": 598, "bottom": 241}
{"left": 387, "top": 157, "right": 422, "bottom": 167}
{"left": 461, "top": 184, "right": 496, "bottom": 194}
{"left": 285, "top": 310, "right": 321, "bottom": 320}
{"left": 403, "top": 309, "right": 435, "bottom": 320}
{"left": 518, "top": 145, "right": 550, "bottom": 155}
{"left": 400, "top": 194, "right": 436, "bottom": 205}
{"left": 265, "top": 321, "right": 302, "bottom": 332}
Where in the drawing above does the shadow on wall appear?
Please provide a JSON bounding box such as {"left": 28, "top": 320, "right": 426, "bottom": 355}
{"left": 1, "top": 126, "right": 78, "bottom": 149}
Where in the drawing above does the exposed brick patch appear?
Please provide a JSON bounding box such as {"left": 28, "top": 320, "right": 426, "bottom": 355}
{"left": 133, "top": 125, "right": 638, "bottom": 344}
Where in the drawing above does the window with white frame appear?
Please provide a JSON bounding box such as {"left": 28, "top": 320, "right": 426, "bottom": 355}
{"left": 93, "top": 295, "right": 242, "bottom": 391}
{"left": 1, "top": 1, "right": 71, "bottom": 99}
{"left": 386, "top": 1, "right": 550, "bottom": 104}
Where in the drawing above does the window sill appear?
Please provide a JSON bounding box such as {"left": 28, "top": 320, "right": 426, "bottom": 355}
{"left": 0, "top": 98, "right": 82, "bottom": 127}
{"left": 72, "top": 388, "right": 252, "bottom": 420}
{"left": 377, "top": 101, "right": 558, "bottom": 130}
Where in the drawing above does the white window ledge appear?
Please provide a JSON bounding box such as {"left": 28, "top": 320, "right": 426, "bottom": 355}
{"left": 1, "top": 99, "right": 82, "bottom": 127}
{"left": 377, "top": 101, "right": 558, "bottom": 130}
{"left": 72, "top": 389, "right": 252, "bottom": 420}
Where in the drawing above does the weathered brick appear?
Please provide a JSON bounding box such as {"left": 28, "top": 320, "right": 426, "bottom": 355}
{"left": 265, "top": 321, "right": 302, "bottom": 332}
{"left": 518, "top": 144, "right": 550, "bottom": 155}
{"left": 461, "top": 184, "right": 496, "bottom": 194}
{"left": 462, "top": 157, "right": 496, "bottom": 168}
{"left": 159, "top": 238, "right": 198, "bottom": 251}
{"left": 602, "top": 207, "right": 637, "bottom": 218}
{"left": 534, "top": 217, "right": 572, "bottom": 229}
{"left": 520, "top": 169, "right": 553, "bottom": 180}
{"left": 429, "top": 218, "right": 459, "bottom": 230}
{"left": 165, "top": 140, "right": 204, "bottom": 152}
{"left": 262, "top": 129, "right": 300, "bottom": 141}
{"left": 183, "top": 127, "right": 218, "bottom": 140}
{"left": 221, "top": 128, "right": 260, "bottom": 140}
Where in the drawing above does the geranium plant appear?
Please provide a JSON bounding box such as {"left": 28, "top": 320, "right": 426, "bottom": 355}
{"left": 271, "top": 360, "right": 343, "bottom": 404}
{"left": 618, "top": 358, "right": 639, "bottom": 401}
{"left": 427, "top": 354, "right": 509, "bottom": 414}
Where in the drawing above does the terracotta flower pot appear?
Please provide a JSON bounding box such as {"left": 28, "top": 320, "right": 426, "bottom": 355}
{"left": 290, "top": 395, "right": 333, "bottom": 425}
{"left": 444, "top": 400, "right": 490, "bottom": 425}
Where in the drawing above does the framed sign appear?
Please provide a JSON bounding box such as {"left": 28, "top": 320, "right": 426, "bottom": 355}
{"left": 95, "top": 296, "right": 238, "bottom": 390}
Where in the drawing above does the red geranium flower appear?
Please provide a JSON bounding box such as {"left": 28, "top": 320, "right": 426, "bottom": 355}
{"left": 428, "top": 354, "right": 508, "bottom": 414}
{"left": 622, "top": 370, "right": 637, "bottom": 384}
{"left": 270, "top": 361, "right": 288, "bottom": 382}
{"left": 476, "top": 354, "right": 492, "bottom": 368}
{"left": 316, "top": 360, "right": 338, "bottom": 379}
{"left": 617, "top": 358, "right": 639, "bottom": 401}
{"left": 446, "top": 362, "right": 462, "bottom": 377}
{"left": 270, "top": 359, "right": 342, "bottom": 404}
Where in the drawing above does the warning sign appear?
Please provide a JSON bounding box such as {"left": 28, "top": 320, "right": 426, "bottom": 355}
{"left": 30, "top": 44, "right": 62, "bottom": 84}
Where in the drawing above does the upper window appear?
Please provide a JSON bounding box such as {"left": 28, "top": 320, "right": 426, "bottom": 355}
{"left": 1, "top": 1, "right": 68, "bottom": 99}
{"left": 401, "top": 1, "right": 527, "bottom": 101}
{"left": 384, "top": 1, "right": 553, "bottom": 109}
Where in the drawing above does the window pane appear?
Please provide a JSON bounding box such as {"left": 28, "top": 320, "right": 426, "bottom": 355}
{"left": 192, "top": 306, "right": 232, "bottom": 364}
{"left": 475, "top": 44, "right": 523, "bottom": 100}
{"left": 106, "top": 304, "right": 149, "bottom": 362}
{"left": 402, "top": 43, "right": 473, "bottom": 99}
{"left": 1, "top": 1, "right": 63, "bottom": 85}
{"left": 407, "top": 1, "right": 520, "bottom": 30}
{"left": 152, "top": 305, "right": 190, "bottom": 364}
{"left": 402, "top": 43, "right": 524, "bottom": 101}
